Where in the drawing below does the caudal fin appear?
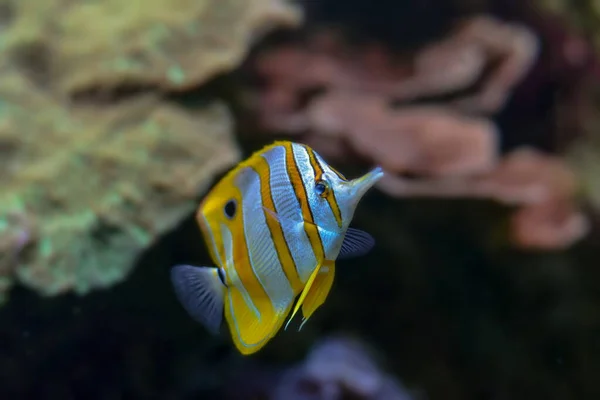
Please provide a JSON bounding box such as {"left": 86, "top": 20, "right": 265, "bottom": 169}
{"left": 170, "top": 265, "right": 226, "bottom": 335}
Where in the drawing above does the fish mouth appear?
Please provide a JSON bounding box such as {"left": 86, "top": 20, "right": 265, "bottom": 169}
{"left": 350, "top": 166, "right": 384, "bottom": 199}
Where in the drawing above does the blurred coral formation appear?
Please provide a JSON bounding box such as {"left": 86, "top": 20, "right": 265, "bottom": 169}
{"left": 0, "top": 0, "right": 302, "bottom": 304}
{"left": 222, "top": 336, "right": 417, "bottom": 400}
{"left": 272, "top": 336, "right": 416, "bottom": 400}
{"left": 246, "top": 8, "right": 598, "bottom": 251}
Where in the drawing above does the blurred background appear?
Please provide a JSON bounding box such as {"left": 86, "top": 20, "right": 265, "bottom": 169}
{"left": 2, "top": 0, "right": 600, "bottom": 398}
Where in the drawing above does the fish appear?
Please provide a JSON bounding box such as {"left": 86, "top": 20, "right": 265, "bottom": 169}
{"left": 170, "top": 140, "right": 384, "bottom": 355}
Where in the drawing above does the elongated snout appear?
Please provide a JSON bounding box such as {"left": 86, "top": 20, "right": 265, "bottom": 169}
{"left": 331, "top": 166, "right": 384, "bottom": 231}
{"left": 349, "top": 166, "right": 384, "bottom": 200}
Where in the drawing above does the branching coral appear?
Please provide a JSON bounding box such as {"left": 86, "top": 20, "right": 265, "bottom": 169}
{"left": 247, "top": 12, "right": 592, "bottom": 250}
{"left": 395, "top": 15, "right": 540, "bottom": 114}
{"left": 251, "top": 15, "right": 539, "bottom": 126}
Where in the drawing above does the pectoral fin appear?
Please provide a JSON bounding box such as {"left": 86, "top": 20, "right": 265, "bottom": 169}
{"left": 298, "top": 260, "right": 335, "bottom": 331}
{"left": 338, "top": 227, "right": 376, "bottom": 259}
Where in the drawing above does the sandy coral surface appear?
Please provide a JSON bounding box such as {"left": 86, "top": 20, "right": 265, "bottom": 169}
{"left": 0, "top": 68, "right": 239, "bottom": 301}
{"left": 1, "top": 0, "right": 301, "bottom": 95}
{"left": 0, "top": 0, "right": 302, "bottom": 303}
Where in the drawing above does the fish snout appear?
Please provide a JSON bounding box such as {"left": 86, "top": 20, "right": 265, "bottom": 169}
{"left": 349, "top": 166, "right": 384, "bottom": 200}
{"left": 337, "top": 166, "right": 384, "bottom": 215}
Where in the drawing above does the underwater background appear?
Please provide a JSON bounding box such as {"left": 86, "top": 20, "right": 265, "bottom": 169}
{"left": 3, "top": 0, "right": 600, "bottom": 399}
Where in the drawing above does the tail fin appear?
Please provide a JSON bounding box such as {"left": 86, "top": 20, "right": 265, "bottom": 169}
{"left": 170, "top": 265, "right": 226, "bottom": 335}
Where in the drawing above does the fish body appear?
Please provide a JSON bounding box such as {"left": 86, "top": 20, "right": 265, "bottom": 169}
{"left": 170, "top": 141, "right": 383, "bottom": 355}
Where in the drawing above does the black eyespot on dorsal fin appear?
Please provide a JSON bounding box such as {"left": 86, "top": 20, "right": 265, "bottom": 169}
{"left": 224, "top": 199, "right": 237, "bottom": 219}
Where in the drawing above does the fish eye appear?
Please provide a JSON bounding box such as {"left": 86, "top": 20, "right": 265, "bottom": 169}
{"left": 224, "top": 199, "right": 237, "bottom": 218}
{"left": 315, "top": 180, "right": 329, "bottom": 197}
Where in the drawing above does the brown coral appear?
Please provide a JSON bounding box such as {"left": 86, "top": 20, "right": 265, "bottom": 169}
{"left": 247, "top": 13, "right": 590, "bottom": 250}
{"left": 395, "top": 15, "right": 540, "bottom": 113}
{"left": 251, "top": 15, "right": 539, "bottom": 121}
{"left": 377, "top": 148, "right": 588, "bottom": 249}
{"left": 307, "top": 95, "right": 500, "bottom": 177}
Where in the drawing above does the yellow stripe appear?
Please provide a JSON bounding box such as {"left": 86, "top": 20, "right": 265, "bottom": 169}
{"left": 228, "top": 191, "right": 277, "bottom": 317}
{"left": 252, "top": 158, "right": 304, "bottom": 292}
{"left": 303, "top": 145, "right": 343, "bottom": 229}
{"left": 284, "top": 143, "right": 325, "bottom": 261}
{"left": 199, "top": 184, "right": 275, "bottom": 318}
{"left": 196, "top": 204, "right": 222, "bottom": 267}
{"left": 329, "top": 165, "right": 347, "bottom": 181}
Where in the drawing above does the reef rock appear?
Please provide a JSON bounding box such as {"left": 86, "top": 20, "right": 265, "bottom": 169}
{"left": 0, "top": 68, "right": 239, "bottom": 303}
{"left": 0, "top": 0, "right": 302, "bottom": 305}
{"left": 2, "top": 0, "right": 302, "bottom": 95}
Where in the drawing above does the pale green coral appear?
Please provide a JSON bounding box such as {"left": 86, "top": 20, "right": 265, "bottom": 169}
{"left": 0, "top": 0, "right": 302, "bottom": 94}
{"left": 0, "top": 0, "right": 304, "bottom": 304}
{"left": 0, "top": 69, "right": 240, "bottom": 301}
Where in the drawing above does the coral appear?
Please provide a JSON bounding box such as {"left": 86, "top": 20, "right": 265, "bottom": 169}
{"left": 274, "top": 336, "right": 415, "bottom": 400}
{"left": 251, "top": 14, "right": 539, "bottom": 127}
{"left": 246, "top": 12, "right": 592, "bottom": 250}
{"left": 1, "top": 0, "right": 302, "bottom": 95}
{"left": 377, "top": 148, "right": 588, "bottom": 249}
{"left": 0, "top": 210, "right": 35, "bottom": 303}
{"left": 305, "top": 95, "right": 500, "bottom": 177}
{"left": 0, "top": 66, "right": 240, "bottom": 301}
{"left": 222, "top": 336, "right": 416, "bottom": 400}
{"left": 394, "top": 15, "right": 540, "bottom": 114}
{"left": 0, "top": 0, "right": 304, "bottom": 303}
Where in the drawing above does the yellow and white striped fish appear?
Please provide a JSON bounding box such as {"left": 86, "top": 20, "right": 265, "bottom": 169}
{"left": 170, "top": 140, "right": 383, "bottom": 355}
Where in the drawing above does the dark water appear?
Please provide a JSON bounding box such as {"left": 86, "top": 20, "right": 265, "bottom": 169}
{"left": 2, "top": 193, "right": 600, "bottom": 399}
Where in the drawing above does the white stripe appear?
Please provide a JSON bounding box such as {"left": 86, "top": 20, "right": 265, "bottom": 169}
{"left": 223, "top": 222, "right": 268, "bottom": 350}
{"left": 221, "top": 223, "right": 261, "bottom": 319}
{"left": 291, "top": 144, "right": 340, "bottom": 260}
{"left": 201, "top": 213, "right": 224, "bottom": 267}
{"left": 262, "top": 146, "right": 317, "bottom": 283}
{"left": 227, "top": 294, "right": 270, "bottom": 349}
{"left": 313, "top": 151, "right": 350, "bottom": 223}
{"left": 235, "top": 166, "right": 294, "bottom": 312}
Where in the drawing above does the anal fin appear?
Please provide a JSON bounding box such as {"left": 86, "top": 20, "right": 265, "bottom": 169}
{"left": 298, "top": 260, "right": 335, "bottom": 330}
{"left": 284, "top": 260, "right": 323, "bottom": 330}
